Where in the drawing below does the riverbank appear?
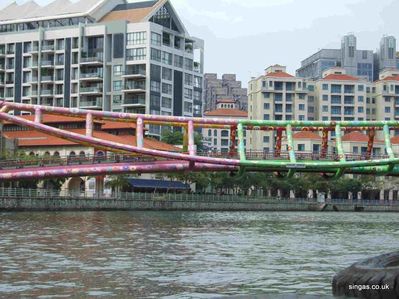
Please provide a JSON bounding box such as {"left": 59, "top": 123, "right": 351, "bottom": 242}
{"left": 1, "top": 195, "right": 399, "bottom": 212}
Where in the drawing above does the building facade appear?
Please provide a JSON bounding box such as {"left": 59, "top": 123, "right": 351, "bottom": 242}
{"left": 0, "top": 0, "right": 204, "bottom": 137}
{"left": 203, "top": 99, "right": 247, "bottom": 153}
{"left": 204, "top": 73, "right": 248, "bottom": 111}
{"left": 297, "top": 34, "right": 375, "bottom": 82}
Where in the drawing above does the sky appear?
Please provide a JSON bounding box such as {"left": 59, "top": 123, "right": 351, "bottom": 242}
{"left": 2, "top": 0, "right": 399, "bottom": 86}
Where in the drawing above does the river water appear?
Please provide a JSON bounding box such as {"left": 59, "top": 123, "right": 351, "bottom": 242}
{"left": 0, "top": 211, "right": 398, "bottom": 298}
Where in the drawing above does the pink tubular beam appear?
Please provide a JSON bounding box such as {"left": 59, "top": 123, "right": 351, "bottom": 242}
{"left": 188, "top": 120, "right": 195, "bottom": 156}
{"left": 86, "top": 113, "right": 93, "bottom": 137}
{"left": 34, "top": 108, "right": 42, "bottom": 123}
{"left": 136, "top": 117, "right": 144, "bottom": 149}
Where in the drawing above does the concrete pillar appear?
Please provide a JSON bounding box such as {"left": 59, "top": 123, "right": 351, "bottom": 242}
{"left": 327, "top": 191, "right": 332, "bottom": 200}
{"left": 389, "top": 190, "right": 394, "bottom": 201}
{"left": 308, "top": 189, "right": 314, "bottom": 199}
{"left": 357, "top": 191, "right": 362, "bottom": 200}
{"left": 267, "top": 189, "right": 272, "bottom": 198}
{"left": 277, "top": 189, "right": 282, "bottom": 198}
{"left": 95, "top": 176, "right": 104, "bottom": 196}
{"left": 348, "top": 192, "right": 353, "bottom": 200}
{"left": 188, "top": 120, "right": 196, "bottom": 156}
{"left": 86, "top": 113, "right": 93, "bottom": 137}
{"left": 290, "top": 190, "right": 295, "bottom": 199}
{"left": 380, "top": 190, "right": 385, "bottom": 201}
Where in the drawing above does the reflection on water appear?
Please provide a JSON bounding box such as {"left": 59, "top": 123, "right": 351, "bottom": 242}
{"left": 0, "top": 211, "right": 398, "bottom": 298}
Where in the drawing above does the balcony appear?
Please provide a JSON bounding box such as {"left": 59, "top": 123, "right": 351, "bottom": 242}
{"left": 80, "top": 72, "right": 103, "bottom": 81}
{"left": 80, "top": 86, "right": 103, "bottom": 95}
{"left": 122, "top": 69, "right": 146, "bottom": 79}
{"left": 0, "top": 64, "right": 4, "bottom": 71}
{"left": 6, "top": 79, "right": 14, "bottom": 85}
{"left": 41, "top": 60, "right": 54, "bottom": 68}
{"left": 80, "top": 97, "right": 103, "bottom": 109}
{"left": 123, "top": 96, "right": 146, "bottom": 106}
{"left": 122, "top": 81, "right": 146, "bottom": 93}
{"left": 80, "top": 53, "right": 103, "bottom": 65}
{"left": 41, "top": 75, "right": 54, "bottom": 82}
{"left": 55, "top": 60, "right": 64, "bottom": 66}
{"left": 40, "top": 89, "right": 54, "bottom": 97}
{"left": 29, "top": 46, "right": 39, "bottom": 53}
{"left": 42, "top": 44, "right": 54, "bottom": 52}
{"left": 6, "top": 49, "right": 15, "bottom": 55}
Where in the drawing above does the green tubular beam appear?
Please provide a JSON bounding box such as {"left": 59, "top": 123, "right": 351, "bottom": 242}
{"left": 286, "top": 124, "right": 296, "bottom": 178}
{"left": 384, "top": 124, "right": 395, "bottom": 173}
{"left": 237, "top": 123, "right": 247, "bottom": 175}
{"left": 333, "top": 124, "right": 346, "bottom": 179}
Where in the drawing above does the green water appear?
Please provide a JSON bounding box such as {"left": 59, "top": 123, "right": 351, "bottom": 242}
{"left": 0, "top": 211, "right": 398, "bottom": 298}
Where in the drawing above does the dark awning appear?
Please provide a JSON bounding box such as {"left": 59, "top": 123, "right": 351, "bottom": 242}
{"left": 127, "top": 178, "right": 190, "bottom": 190}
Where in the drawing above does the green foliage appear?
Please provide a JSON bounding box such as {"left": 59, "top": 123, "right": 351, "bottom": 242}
{"left": 161, "top": 129, "right": 203, "bottom": 151}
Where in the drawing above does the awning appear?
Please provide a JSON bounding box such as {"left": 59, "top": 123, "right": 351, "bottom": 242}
{"left": 127, "top": 178, "right": 190, "bottom": 190}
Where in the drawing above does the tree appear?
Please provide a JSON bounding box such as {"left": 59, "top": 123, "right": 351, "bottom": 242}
{"left": 105, "top": 175, "right": 131, "bottom": 194}
{"left": 161, "top": 129, "right": 204, "bottom": 151}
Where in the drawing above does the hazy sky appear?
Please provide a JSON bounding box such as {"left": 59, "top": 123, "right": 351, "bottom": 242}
{"left": 2, "top": 0, "right": 399, "bottom": 86}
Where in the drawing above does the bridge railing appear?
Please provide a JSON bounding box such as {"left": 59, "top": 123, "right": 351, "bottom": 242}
{"left": 0, "top": 187, "right": 397, "bottom": 206}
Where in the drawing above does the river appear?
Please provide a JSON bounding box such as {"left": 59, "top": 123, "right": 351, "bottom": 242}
{"left": 0, "top": 211, "right": 398, "bottom": 298}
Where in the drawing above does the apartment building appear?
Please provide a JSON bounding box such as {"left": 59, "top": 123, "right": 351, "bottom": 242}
{"left": 375, "top": 36, "right": 397, "bottom": 79}
{"left": 297, "top": 34, "right": 374, "bottom": 81}
{"left": 374, "top": 69, "right": 399, "bottom": 123}
{"left": 204, "top": 73, "right": 248, "bottom": 111}
{"left": 0, "top": 0, "right": 204, "bottom": 136}
{"left": 247, "top": 65, "right": 311, "bottom": 151}
{"left": 203, "top": 99, "right": 247, "bottom": 153}
{"left": 315, "top": 67, "right": 367, "bottom": 122}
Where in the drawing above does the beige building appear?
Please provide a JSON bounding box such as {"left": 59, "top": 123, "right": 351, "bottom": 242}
{"left": 248, "top": 65, "right": 311, "bottom": 152}
{"left": 315, "top": 67, "right": 367, "bottom": 122}
{"left": 203, "top": 99, "right": 247, "bottom": 153}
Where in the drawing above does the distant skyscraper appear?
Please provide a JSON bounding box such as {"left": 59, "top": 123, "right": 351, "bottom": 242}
{"left": 297, "top": 34, "right": 374, "bottom": 81}
{"left": 374, "top": 36, "right": 397, "bottom": 80}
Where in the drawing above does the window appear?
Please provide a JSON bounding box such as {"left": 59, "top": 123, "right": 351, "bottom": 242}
{"left": 322, "top": 84, "right": 328, "bottom": 91}
{"left": 308, "top": 85, "right": 315, "bottom": 92}
{"left": 162, "top": 67, "right": 172, "bottom": 81}
{"left": 163, "top": 32, "right": 171, "bottom": 46}
{"left": 184, "top": 73, "right": 193, "bottom": 86}
{"left": 126, "top": 48, "right": 146, "bottom": 60}
{"left": 127, "top": 32, "right": 146, "bottom": 45}
{"left": 221, "top": 130, "right": 229, "bottom": 137}
{"left": 263, "top": 114, "right": 270, "bottom": 120}
{"left": 331, "top": 95, "right": 341, "bottom": 104}
{"left": 298, "top": 115, "right": 305, "bottom": 121}
{"left": 162, "top": 97, "right": 172, "bottom": 109}
{"left": 298, "top": 144, "right": 305, "bottom": 151}
{"left": 299, "top": 104, "right": 305, "bottom": 111}
{"left": 385, "top": 107, "right": 391, "bottom": 113}
{"left": 264, "top": 103, "right": 270, "bottom": 110}
{"left": 263, "top": 136, "right": 270, "bottom": 143}
{"left": 151, "top": 32, "right": 161, "bottom": 46}
{"left": 113, "top": 95, "right": 122, "bottom": 105}
{"left": 162, "top": 51, "right": 173, "bottom": 65}
{"left": 193, "top": 90, "right": 201, "bottom": 101}
{"left": 358, "top": 96, "right": 364, "bottom": 102}
{"left": 184, "top": 101, "right": 192, "bottom": 113}
{"left": 150, "top": 80, "right": 161, "bottom": 93}
{"left": 174, "top": 55, "right": 183, "bottom": 68}
{"left": 184, "top": 88, "right": 192, "bottom": 100}
{"left": 264, "top": 92, "right": 270, "bottom": 99}
{"left": 113, "top": 65, "right": 122, "bottom": 76}
{"left": 323, "top": 95, "right": 328, "bottom": 101}
{"left": 358, "top": 107, "right": 364, "bottom": 113}
{"left": 331, "top": 84, "right": 341, "bottom": 93}
{"left": 184, "top": 58, "right": 193, "bottom": 71}
{"left": 331, "top": 106, "right": 341, "bottom": 115}
{"left": 358, "top": 85, "right": 364, "bottom": 92}
{"left": 151, "top": 48, "right": 162, "bottom": 62}
{"left": 150, "top": 94, "right": 161, "bottom": 109}
{"left": 322, "top": 105, "right": 329, "bottom": 112}
{"left": 298, "top": 94, "right": 305, "bottom": 100}
{"left": 113, "top": 80, "right": 122, "bottom": 91}
{"left": 162, "top": 83, "right": 172, "bottom": 95}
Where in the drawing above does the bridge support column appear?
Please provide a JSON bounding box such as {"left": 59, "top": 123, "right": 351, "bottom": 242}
{"left": 136, "top": 117, "right": 144, "bottom": 148}
{"left": 188, "top": 120, "right": 195, "bottom": 156}
{"left": 380, "top": 190, "right": 385, "bottom": 201}
{"left": 86, "top": 113, "right": 93, "bottom": 137}
{"left": 229, "top": 125, "right": 237, "bottom": 157}
{"left": 366, "top": 128, "right": 375, "bottom": 160}
{"left": 95, "top": 176, "right": 104, "bottom": 197}
{"left": 34, "top": 108, "right": 42, "bottom": 123}
{"left": 357, "top": 191, "right": 362, "bottom": 200}
{"left": 389, "top": 190, "right": 394, "bottom": 201}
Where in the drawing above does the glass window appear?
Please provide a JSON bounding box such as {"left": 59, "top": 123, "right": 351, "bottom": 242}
{"left": 385, "top": 107, "right": 391, "bottom": 113}
{"left": 184, "top": 101, "right": 192, "bottom": 113}
{"left": 151, "top": 32, "right": 161, "bottom": 46}
{"left": 174, "top": 55, "right": 183, "bottom": 68}
{"left": 184, "top": 58, "right": 193, "bottom": 71}
{"left": 264, "top": 103, "right": 270, "bottom": 110}
{"left": 263, "top": 136, "right": 270, "bottom": 143}
{"left": 162, "top": 97, "right": 172, "bottom": 109}
{"left": 358, "top": 85, "right": 364, "bottom": 92}
{"left": 184, "top": 73, "right": 193, "bottom": 86}
{"left": 113, "top": 95, "right": 122, "bottom": 105}
{"left": 113, "top": 65, "right": 122, "bottom": 76}
{"left": 263, "top": 114, "right": 270, "bottom": 120}
{"left": 150, "top": 48, "right": 162, "bottom": 62}
{"left": 126, "top": 48, "right": 146, "bottom": 60}
{"left": 150, "top": 80, "right": 161, "bottom": 93}
{"left": 299, "top": 104, "right": 305, "bottom": 111}
{"left": 162, "top": 32, "right": 171, "bottom": 46}
{"left": 113, "top": 80, "right": 122, "bottom": 91}
{"left": 322, "top": 84, "right": 328, "bottom": 90}
{"left": 127, "top": 32, "right": 146, "bottom": 45}
{"left": 184, "top": 88, "right": 192, "bottom": 100}
{"left": 358, "top": 107, "right": 364, "bottom": 113}
{"left": 162, "top": 83, "right": 172, "bottom": 95}
{"left": 323, "top": 95, "right": 328, "bottom": 101}
{"left": 322, "top": 105, "right": 329, "bottom": 112}
{"left": 162, "top": 51, "right": 173, "bottom": 65}
{"left": 162, "top": 67, "right": 172, "bottom": 81}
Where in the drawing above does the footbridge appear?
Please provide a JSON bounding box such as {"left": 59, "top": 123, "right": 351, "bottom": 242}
{"left": 1, "top": 100, "right": 399, "bottom": 180}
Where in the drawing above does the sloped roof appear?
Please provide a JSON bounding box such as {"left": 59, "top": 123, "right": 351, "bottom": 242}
{"left": 342, "top": 131, "right": 383, "bottom": 143}
{"left": 0, "top": 0, "right": 112, "bottom": 24}
{"left": 204, "top": 109, "right": 247, "bottom": 117}
{"left": 293, "top": 131, "right": 322, "bottom": 140}
{"left": 380, "top": 75, "right": 399, "bottom": 82}
{"left": 322, "top": 74, "right": 360, "bottom": 81}
{"left": 265, "top": 71, "right": 294, "bottom": 78}
{"left": 100, "top": 0, "right": 162, "bottom": 23}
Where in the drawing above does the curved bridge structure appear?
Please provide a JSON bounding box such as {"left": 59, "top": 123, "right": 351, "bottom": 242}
{"left": 1, "top": 100, "right": 399, "bottom": 180}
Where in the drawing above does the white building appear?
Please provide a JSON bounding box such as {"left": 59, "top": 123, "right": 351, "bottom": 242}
{"left": 0, "top": 0, "right": 204, "bottom": 137}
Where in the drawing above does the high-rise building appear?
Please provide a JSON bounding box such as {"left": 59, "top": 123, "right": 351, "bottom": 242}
{"left": 204, "top": 73, "right": 248, "bottom": 111}
{"left": 0, "top": 0, "right": 204, "bottom": 137}
{"left": 374, "top": 36, "right": 398, "bottom": 80}
{"left": 248, "top": 65, "right": 310, "bottom": 151}
{"left": 297, "top": 34, "right": 374, "bottom": 81}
